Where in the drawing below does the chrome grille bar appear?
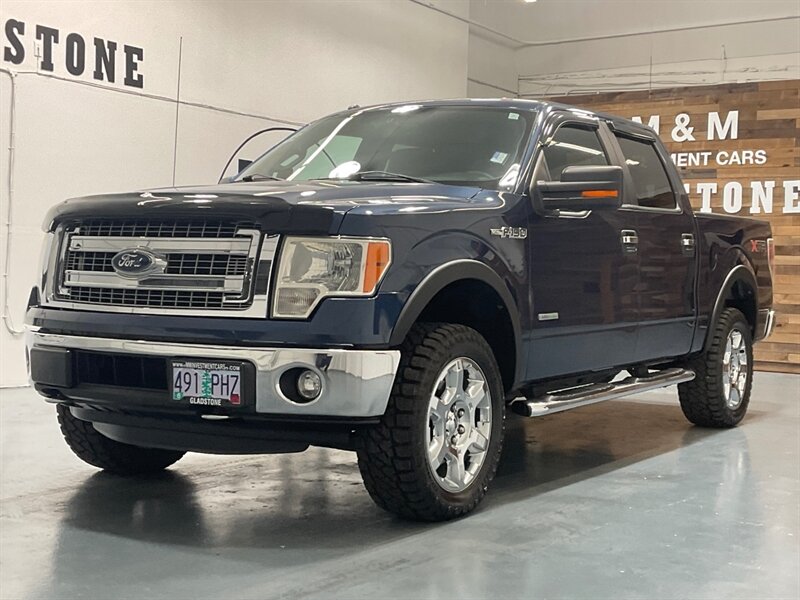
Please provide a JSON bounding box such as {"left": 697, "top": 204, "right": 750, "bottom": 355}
{"left": 62, "top": 271, "right": 246, "bottom": 292}
{"left": 68, "top": 236, "right": 252, "bottom": 253}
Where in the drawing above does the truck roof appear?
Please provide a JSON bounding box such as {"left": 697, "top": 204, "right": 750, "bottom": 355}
{"left": 343, "top": 98, "right": 654, "bottom": 136}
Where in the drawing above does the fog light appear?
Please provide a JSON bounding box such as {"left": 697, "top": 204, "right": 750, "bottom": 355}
{"left": 297, "top": 370, "right": 322, "bottom": 400}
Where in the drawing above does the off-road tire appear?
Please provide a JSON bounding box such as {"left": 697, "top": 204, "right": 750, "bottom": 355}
{"left": 357, "top": 323, "right": 505, "bottom": 521}
{"left": 57, "top": 405, "right": 185, "bottom": 474}
{"left": 678, "top": 307, "right": 753, "bottom": 428}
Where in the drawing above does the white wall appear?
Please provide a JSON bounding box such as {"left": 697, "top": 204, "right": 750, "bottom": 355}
{"left": 465, "top": 0, "right": 800, "bottom": 97}
{"left": 0, "top": 0, "right": 469, "bottom": 387}
{"left": 467, "top": 33, "right": 516, "bottom": 97}
{"left": 515, "top": 18, "right": 800, "bottom": 96}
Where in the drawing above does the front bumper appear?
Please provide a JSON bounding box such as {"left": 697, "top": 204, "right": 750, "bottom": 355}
{"left": 27, "top": 331, "right": 400, "bottom": 418}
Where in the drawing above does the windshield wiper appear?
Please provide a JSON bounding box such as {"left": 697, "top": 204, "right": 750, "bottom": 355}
{"left": 238, "top": 174, "right": 283, "bottom": 182}
{"left": 348, "top": 171, "right": 434, "bottom": 184}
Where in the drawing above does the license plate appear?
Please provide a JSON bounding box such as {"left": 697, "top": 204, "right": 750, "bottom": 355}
{"left": 171, "top": 360, "right": 243, "bottom": 408}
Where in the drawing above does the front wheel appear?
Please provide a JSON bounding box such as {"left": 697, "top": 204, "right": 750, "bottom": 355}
{"left": 678, "top": 307, "right": 754, "bottom": 428}
{"left": 57, "top": 405, "right": 185, "bottom": 474}
{"left": 357, "top": 323, "right": 505, "bottom": 521}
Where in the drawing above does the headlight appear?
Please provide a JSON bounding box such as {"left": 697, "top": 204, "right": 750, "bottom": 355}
{"left": 272, "top": 237, "right": 391, "bottom": 318}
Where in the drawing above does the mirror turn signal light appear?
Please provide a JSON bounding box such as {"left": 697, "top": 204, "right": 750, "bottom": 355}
{"left": 581, "top": 189, "right": 619, "bottom": 198}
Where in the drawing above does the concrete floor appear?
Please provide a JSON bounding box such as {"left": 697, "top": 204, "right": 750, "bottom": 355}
{"left": 1, "top": 373, "right": 798, "bottom": 600}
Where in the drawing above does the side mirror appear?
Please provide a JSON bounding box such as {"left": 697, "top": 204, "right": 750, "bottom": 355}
{"left": 533, "top": 165, "right": 623, "bottom": 214}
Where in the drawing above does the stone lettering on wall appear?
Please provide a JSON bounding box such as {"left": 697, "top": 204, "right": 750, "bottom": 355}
{"left": 3, "top": 18, "right": 144, "bottom": 89}
{"left": 628, "top": 109, "right": 799, "bottom": 215}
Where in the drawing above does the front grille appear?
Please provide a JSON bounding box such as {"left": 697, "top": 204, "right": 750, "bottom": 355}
{"left": 64, "top": 251, "right": 248, "bottom": 276}
{"left": 51, "top": 219, "right": 276, "bottom": 314}
{"left": 75, "top": 350, "right": 168, "bottom": 390}
{"left": 166, "top": 254, "right": 248, "bottom": 276}
{"left": 77, "top": 219, "right": 253, "bottom": 238}
{"left": 66, "top": 287, "right": 226, "bottom": 308}
{"left": 65, "top": 251, "right": 114, "bottom": 272}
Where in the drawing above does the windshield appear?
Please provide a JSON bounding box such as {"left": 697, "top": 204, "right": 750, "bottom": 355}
{"left": 236, "top": 105, "right": 536, "bottom": 190}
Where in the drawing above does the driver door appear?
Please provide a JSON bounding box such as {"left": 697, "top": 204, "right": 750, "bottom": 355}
{"left": 526, "top": 115, "right": 640, "bottom": 380}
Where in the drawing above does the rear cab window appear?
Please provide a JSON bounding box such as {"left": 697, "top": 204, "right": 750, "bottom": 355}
{"left": 614, "top": 134, "right": 677, "bottom": 210}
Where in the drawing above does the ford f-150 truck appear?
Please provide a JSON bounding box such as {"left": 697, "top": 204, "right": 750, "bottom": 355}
{"left": 25, "top": 100, "right": 775, "bottom": 521}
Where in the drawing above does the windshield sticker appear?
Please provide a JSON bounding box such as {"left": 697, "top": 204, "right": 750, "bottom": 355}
{"left": 508, "top": 112, "right": 520, "bottom": 120}
{"left": 490, "top": 151, "right": 509, "bottom": 164}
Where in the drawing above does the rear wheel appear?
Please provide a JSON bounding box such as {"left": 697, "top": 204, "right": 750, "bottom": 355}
{"left": 57, "top": 405, "right": 185, "bottom": 474}
{"left": 357, "top": 323, "right": 505, "bottom": 521}
{"left": 678, "top": 307, "right": 753, "bottom": 428}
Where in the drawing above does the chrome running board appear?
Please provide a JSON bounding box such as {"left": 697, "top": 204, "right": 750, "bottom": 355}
{"left": 511, "top": 368, "right": 695, "bottom": 418}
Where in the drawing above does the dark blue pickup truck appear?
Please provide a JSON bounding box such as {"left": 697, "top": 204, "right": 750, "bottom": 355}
{"left": 25, "top": 100, "right": 775, "bottom": 521}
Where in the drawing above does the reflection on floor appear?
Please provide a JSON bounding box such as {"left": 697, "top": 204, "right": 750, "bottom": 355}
{"left": 1, "top": 373, "right": 798, "bottom": 599}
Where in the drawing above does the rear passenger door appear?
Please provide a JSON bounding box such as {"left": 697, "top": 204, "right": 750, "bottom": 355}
{"left": 610, "top": 127, "right": 697, "bottom": 361}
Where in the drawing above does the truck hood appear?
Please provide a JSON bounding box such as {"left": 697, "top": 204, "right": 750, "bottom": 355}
{"left": 44, "top": 180, "right": 486, "bottom": 234}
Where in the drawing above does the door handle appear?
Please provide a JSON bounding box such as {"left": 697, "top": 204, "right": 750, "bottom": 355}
{"left": 620, "top": 229, "right": 638, "bottom": 253}
{"left": 681, "top": 233, "right": 695, "bottom": 256}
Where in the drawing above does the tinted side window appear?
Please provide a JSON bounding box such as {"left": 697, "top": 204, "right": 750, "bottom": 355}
{"left": 543, "top": 125, "right": 609, "bottom": 180}
{"left": 615, "top": 135, "right": 676, "bottom": 209}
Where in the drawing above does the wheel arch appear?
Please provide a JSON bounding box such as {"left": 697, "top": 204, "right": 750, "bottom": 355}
{"left": 705, "top": 263, "right": 758, "bottom": 351}
{"left": 389, "top": 260, "right": 523, "bottom": 394}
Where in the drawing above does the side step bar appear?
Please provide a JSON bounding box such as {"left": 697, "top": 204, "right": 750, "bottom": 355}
{"left": 511, "top": 368, "right": 695, "bottom": 418}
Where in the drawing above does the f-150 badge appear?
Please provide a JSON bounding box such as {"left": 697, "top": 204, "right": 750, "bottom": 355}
{"left": 490, "top": 227, "right": 528, "bottom": 239}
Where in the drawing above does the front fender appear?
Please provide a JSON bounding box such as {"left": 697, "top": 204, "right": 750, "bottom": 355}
{"left": 338, "top": 192, "right": 530, "bottom": 380}
{"left": 389, "top": 259, "right": 523, "bottom": 349}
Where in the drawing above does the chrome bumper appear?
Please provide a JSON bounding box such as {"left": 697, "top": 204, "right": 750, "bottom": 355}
{"left": 27, "top": 331, "right": 400, "bottom": 418}
{"left": 757, "top": 309, "right": 777, "bottom": 341}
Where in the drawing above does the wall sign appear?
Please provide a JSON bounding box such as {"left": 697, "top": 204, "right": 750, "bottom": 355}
{"left": 3, "top": 18, "right": 144, "bottom": 88}
{"left": 548, "top": 80, "right": 800, "bottom": 373}
{"left": 630, "top": 109, "right": 799, "bottom": 215}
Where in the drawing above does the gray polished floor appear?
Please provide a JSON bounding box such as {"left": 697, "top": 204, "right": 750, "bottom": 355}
{"left": 1, "top": 373, "right": 798, "bottom": 599}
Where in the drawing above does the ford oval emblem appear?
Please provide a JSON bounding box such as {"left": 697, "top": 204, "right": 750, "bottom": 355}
{"left": 110, "top": 249, "right": 165, "bottom": 278}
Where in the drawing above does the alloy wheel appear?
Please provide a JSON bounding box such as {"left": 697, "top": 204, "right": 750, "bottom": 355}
{"left": 722, "top": 328, "right": 748, "bottom": 409}
{"left": 426, "top": 357, "right": 492, "bottom": 493}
